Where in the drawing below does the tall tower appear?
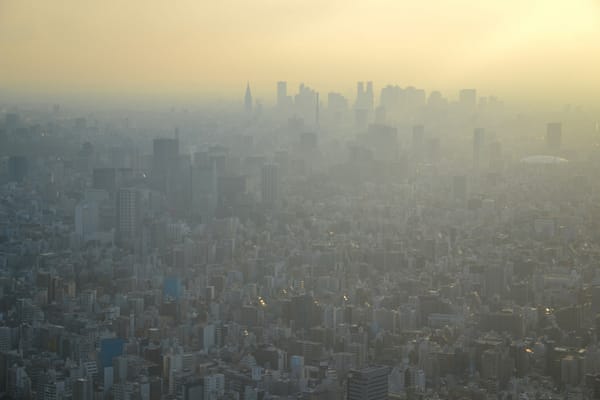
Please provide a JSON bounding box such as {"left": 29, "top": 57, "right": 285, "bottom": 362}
{"left": 366, "top": 81, "right": 374, "bottom": 111}
{"left": 245, "top": 82, "right": 253, "bottom": 112}
{"left": 152, "top": 137, "right": 179, "bottom": 194}
{"left": 277, "top": 81, "right": 287, "bottom": 107}
{"left": 116, "top": 187, "right": 141, "bottom": 248}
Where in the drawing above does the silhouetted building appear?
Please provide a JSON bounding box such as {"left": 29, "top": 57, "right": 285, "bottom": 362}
{"left": 152, "top": 137, "right": 179, "bottom": 194}
{"left": 245, "top": 83, "right": 253, "bottom": 112}
{"left": 277, "top": 81, "right": 288, "bottom": 108}
{"left": 92, "top": 168, "right": 116, "bottom": 193}
{"left": 459, "top": 89, "right": 477, "bottom": 108}
{"left": 116, "top": 187, "right": 141, "bottom": 247}
{"left": 368, "top": 124, "right": 398, "bottom": 162}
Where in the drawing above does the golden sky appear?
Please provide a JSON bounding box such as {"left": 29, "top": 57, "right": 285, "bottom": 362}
{"left": 1, "top": 0, "right": 599, "bottom": 103}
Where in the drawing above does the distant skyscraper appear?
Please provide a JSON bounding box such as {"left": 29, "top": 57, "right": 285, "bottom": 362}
{"left": 75, "top": 201, "right": 99, "bottom": 243}
{"left": 245, "top": 82, "right": 253, "bottom": 112}
{"left": 277, "top": 81, "right": 287, "bottom": 107}
{"left": 355, "top": 81, "right": 374, "bottom": 111}
{"left": 93, "top": 168, "right": 116, "bottom": 193}
{"left": 357, "top": 82, "right": 364, "bottom": 99}
{"left": 368, "top": 124, "right": 398, "bottom": 162}
{"left": 203, "top": 374, "right": 225, "bottom": 400}
{"left": 328, "top": 92, "right": 348, "bottom": 124}
{"left": 116, "top": 188, "right": 141, "bottom": 247}
{"left": 366, "top": 81, "right": 374, "bottom": 110}
{"left": 261, "top": 164, "right": 279, "bottom": 206}
{"left": 546, "top": 122, "right": 562, "bottom": 152}
{"left": 347, "top": 366, "right": 389, "bottom": 400}
{"left": 459, "top": 89, "right": 477, "bottom": 108}
{"left": 152, "top": 137, "right": 179, "bottom": 194}
{"left": 294, "top": 83, "right": 318, "bottom": 124}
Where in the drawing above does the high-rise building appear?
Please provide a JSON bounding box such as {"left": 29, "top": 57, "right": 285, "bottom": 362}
{"left": 290, "top": 355, "right": 305, "bottom": 381}
{"left": 294, "top": 83, "right": 318, "bottom": 124}
{"left": 116, "top": 188, "right": 141, "bottom": 247}
{"left": 183, "top": 381, "right": 204, "bottom": 400}
{"left": 328, "top": 92, "right": 348, "bottom": 123}
{"left": 261, "top": 164, "right": 279, "bottom": 206}
{"left": 203, "top": 374, "right": 225, "bottom": 400}
{"left": 366, "top": 81, "right": 374, "bottom": 110}
{"left": 152, "top": 137, "right": 179, "bottom": 194}
{"left": 245, "top": 83, "right": 253, "bottom": 112}
{"left": 73, "top": 378, "right": 93, "bottom": 400}
{"left": 277, "top": 81, "right": 287, "bottom": 107}
{"left": 546, "top": 122, "right": 562, "bottom": 151}
{"left": 355, "top": 81, "right": 374, "bottom": 111}
{"left": 93, "top": 168, "right": 116, "bottom": 193}
{"left": 459, "top": 89, "right": 476, "bottom": 105}
{"left": 347, "top": 366, "right": 389, "bottom": 400}
{"left": 75, "top": 201, "right": 99, "bottom": 243}
{"left": 368, "top": 124, "right": 398, "bottom": 162}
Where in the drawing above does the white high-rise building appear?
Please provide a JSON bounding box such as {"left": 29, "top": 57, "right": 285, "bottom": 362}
{"left": 75, "top": 201, "right": 99, "bottom": 242}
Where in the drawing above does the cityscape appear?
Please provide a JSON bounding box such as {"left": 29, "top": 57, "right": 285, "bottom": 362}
{"left": 2, "top": 1, "right": 600, "bottom": 400}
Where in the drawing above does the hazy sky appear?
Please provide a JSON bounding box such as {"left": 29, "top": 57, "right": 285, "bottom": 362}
{"left": 1, "top": 0, "right": 600, "bottom": 104}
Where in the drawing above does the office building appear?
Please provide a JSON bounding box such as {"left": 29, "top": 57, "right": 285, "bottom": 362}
{"left": 277, "top": 81, "right": 287, "bottom": 107}
{"left": 92, "top": 168, "right": 116, "bottom": 193}
{"left": 459, "top": 89, "right": 477, "bottom": 108}
{"left": 116, "top": 188, "right": 141, "bottom": 247}
{"left": 152, "top": 137, "right": 179, "bottom": 194}
{"left": 347, "top": 366, "right": 389, "bottom": 400}
{"left": 73, "top": 378, "right": 93, "bottom": 400}
{"left": 204, "top": 373, "right": 225, "bottom": 400}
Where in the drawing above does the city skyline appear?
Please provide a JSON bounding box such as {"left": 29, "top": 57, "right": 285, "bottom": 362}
{"left": 1, "top": 1, "right": 600, "bottom": 105}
